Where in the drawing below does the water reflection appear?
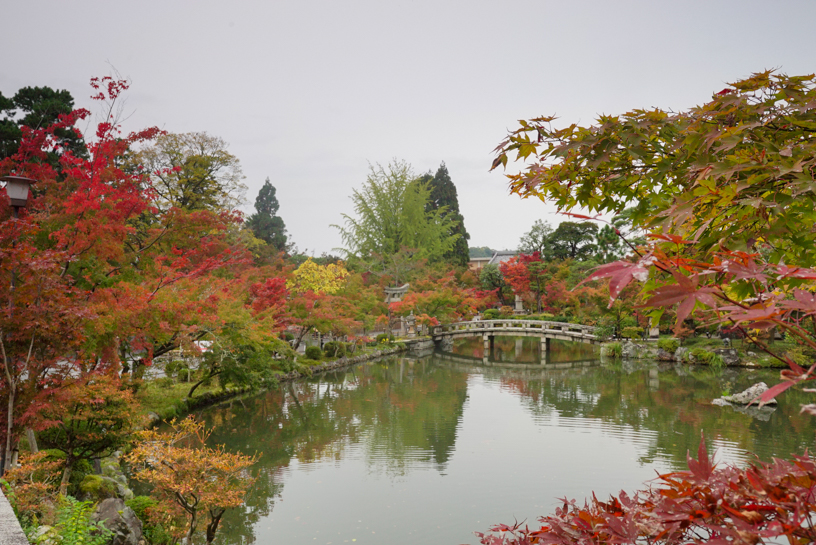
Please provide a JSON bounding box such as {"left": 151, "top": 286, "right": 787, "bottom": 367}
{"left": 445, "top": 336, "right": 599, "bottom": 365}
{"left": 194, "top": 339, "right": 816, "bottom": 545}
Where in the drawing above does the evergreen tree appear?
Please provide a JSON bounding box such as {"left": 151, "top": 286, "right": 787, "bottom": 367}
{"left": 247, "top": 178, "right": 289, "bottom": 252}
{"left": 0, "top": 86, "right": 86, "bottom": 163}
{"left": 424, "top": 162, "right": 470, "bottom": 267}
{"left": 469, "top": 246, "right": 494, "bottom": 258}
{"left": 549, "top": 221, "right": 598, "bottom": 260}
{"left": 518, "top": 220, "right": 554, "bottom": 258}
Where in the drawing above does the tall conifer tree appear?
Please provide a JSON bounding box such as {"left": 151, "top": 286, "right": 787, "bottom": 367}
{"left": 425, "top": 162, "right": 470, "bottom": 267}
{"left": 247, "top": 178, "right": 289, "bottom": 252}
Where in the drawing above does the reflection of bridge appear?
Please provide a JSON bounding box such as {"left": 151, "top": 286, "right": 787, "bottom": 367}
{"left": 432, "top": 320, "right": 601, "bottom": 356}
{"left": 434, "top": 349, "right": 601, "bottom": 369}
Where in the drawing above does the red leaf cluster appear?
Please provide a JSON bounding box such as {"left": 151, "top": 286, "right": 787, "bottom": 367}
{"left": 478, "top": 437, "right": 816, "bottom": 545}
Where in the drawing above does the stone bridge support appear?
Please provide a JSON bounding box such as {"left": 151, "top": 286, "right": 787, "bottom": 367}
{"left": 436, "top": 336, "right": 454, "bottom": 352}
{"left": 482, "top": 334, "right": 494, "bottom": 356}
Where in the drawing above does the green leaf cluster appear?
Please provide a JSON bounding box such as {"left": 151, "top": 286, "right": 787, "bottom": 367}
{"left": 136, "top": 132, "right": 247, "bottom": 214}
{"left": 53, "top": 496, "right": 112, "bottom": 545}
{"left": 495, "top": 71, "right": 816, "bottom": 267}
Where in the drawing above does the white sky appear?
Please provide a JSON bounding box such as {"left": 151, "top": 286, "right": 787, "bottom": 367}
{"left": 3, "top": 0, "right": 816, "bottom": 255}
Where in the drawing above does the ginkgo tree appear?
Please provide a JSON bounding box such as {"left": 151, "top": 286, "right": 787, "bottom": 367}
{"left": 287, "top": 257, "right": 349, "bottom": 294}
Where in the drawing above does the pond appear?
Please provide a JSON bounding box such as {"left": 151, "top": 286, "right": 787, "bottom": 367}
{"left": 197, "top": 338, "right": 816, "bottom": 545}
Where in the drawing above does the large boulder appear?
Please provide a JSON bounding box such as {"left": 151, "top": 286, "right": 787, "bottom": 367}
{"left": 656, "top": 348, "right": 674, "bottom": 361}
{"left": 79, "top": 474, "right": 133, "bottom": 502}
{"left": 712, "top": 396, "right": 776, "bottom": 420}
{"left": 621, "top": 341, "right": 638, "bottom": 359}
{"left": 714, "top": 348, "right": 741, "bottom": 366}
{"left": 721, "top": 382, "right": 777, "bottom": 405}
{"left": 92, "top": 498, "right": 142, "bottom": 545}
{"left": 674, "top": 347, "right": 688, "bottom": 363}
{"left": 620, "top": 341, "right": 659, "bottom": 360}
{"left": 30, "top": 525, "right": 59, "bottom": 545}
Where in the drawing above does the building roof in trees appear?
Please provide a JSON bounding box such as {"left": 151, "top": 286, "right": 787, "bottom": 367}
{"left": 487, "top": 250, "right": 517, "bottom": 266}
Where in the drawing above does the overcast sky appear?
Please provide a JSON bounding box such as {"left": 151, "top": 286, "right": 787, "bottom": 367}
{"left": 3, "top": 1, "right": 816, "bottom": 255}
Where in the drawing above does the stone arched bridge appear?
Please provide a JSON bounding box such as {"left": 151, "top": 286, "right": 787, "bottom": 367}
{"left": 432, "top": 319, "right": 601, "bottom": 354}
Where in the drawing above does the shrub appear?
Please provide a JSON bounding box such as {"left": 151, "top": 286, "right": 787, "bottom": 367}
{"left": 477, "top": 438, "right": 816, "bottom": 545}
{"left": 323, "top": 341, "right": 346, "bottom": 358}
{"left": 603, "top": 342, "right": 622, "bottom": 359}
{"left": 0, "top": 451, "right": 62, "bottom": 528}
{"left": 304, "top": 346, "right": 322, "bottom": 360}
{"left": 482, "top": 309, "right": 500, "bottom": 320}
{"left": 165, "top": 360, "right": 192, "bottom": 382}
{"left": 526, "top": 314, "right": 554, "bottom": 322}
{"left": 164, "top": 361, "right": 179, "bottom": 377}
{"left": 177, "top": 364, "right": 193, "bottom": 382}
{"left": 690, "top": 347, "right": 716, "bottom": 365}
{"left": 54, "top": 495, "right": 112, "bottom": 545}
{"left": 280, "top": 331, "right": 295, "bottom": 342}
{"left": 78, "top": 475, "right": 118, "bottom": 501}
{"left": 621, "top": 326, "right": 644, "bottom": 339}
{"left": 594, "top": 323, "right": 615, "bottom": 340}
{"left": 126, "top": 496, "right": 175, "bottom": 545}
{"left": 499, "top": 305, "right": 514, "bottom": 317}
{"left": 657, "top": 337, "right": 680, "bottom": 354}
{"left": 376, "top": 333, "right": 394, "bottom": 343}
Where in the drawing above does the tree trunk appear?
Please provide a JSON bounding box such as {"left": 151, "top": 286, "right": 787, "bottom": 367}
{"left": 186, "top": 508, "right": 198, "bottom": 545}
{"left": 187, "top": 371, "right": 219, "bottom": 399}
{"left": 206, "top": 509, "right": 224, "bottom": 544}
{"left": 59, "top": 456, "right": 74, "bottom": 496}
{"left": 26, "top": 428, "right": 38, "bottom": 453}
{"left": 4, "top": 385, "right": 15, "bottom": 473}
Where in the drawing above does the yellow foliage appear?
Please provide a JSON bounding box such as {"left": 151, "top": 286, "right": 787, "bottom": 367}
{"left": 287, "top": 258, "right": 349, "bottom": 294}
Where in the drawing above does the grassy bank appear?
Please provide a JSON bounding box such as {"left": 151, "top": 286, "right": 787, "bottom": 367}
{"left": 134, "top": 343, "right": 408, "bottom": 423}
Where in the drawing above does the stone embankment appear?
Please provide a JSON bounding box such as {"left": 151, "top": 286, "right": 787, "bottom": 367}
{"left": 278, "top": 345, "right": 408, "bottom": 381}
{"left": 602, "top": 340, "right": 743, "bottom": 366}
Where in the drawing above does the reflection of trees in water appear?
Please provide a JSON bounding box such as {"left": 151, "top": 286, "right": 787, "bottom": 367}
{"left": 196, "top": 356, "right": 468, "bottom": 543}
{"left": 491, "top": 360, "right": 816, "bottom": 469}
{"left": 192, "top": 356, "right": 816, "bottom": 544}
{"left": 450, "top": 336, "right": 598, "bottom": 363}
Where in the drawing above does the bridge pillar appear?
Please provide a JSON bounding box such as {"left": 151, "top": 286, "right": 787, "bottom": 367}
{"left": 540, "top": 337, "right": 550, "bottom": 364}
{"left": 483, "top": 334, "right": 494, "bottom": 358}
{"left": 515, "top": 338, "right": 523, "bottom": 359}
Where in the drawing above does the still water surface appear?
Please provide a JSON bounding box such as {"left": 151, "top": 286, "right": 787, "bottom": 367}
{"left": 199, "top": 338, "right": 816, "bottom": 544}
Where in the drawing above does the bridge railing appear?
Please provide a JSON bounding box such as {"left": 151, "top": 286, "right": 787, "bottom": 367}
{"left": 432, "top": 320, "right": 599, "bottom": 337}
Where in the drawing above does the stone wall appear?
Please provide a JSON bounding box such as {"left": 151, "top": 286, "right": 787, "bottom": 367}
{"left": 0, "top": 488, "right": 29, "bottom": 545}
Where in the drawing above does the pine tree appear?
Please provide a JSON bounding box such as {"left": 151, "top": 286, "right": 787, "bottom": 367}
{"left": 0, "top": 86, "right": 87, "bottom": 163}
{"left": 247, "top": 178, "right": 289, "bottom": 252}
{"left": 425, "top": 162, "right": 470, "bottom": 267}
